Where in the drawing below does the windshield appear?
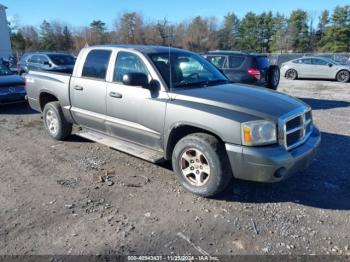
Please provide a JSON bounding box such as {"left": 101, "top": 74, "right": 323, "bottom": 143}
{"left": 48, "top": 54, "right": 75, "bottom": 65}
{"left": 149, "top": 52, "right": 228, "bottom": 89}
{"left": 0, "top": 65, "right": 14, "bottom": 76}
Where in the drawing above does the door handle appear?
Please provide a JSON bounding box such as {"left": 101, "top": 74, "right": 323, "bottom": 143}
{"left": 74, "top": 85, "right": 84, "bottom": 91}
{"left": 109, "top": 92, "right": 122, "bottom": 99}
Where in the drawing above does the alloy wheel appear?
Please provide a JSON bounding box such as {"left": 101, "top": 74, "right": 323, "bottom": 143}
{"left": 179, "top": 148, "right": 211, "bottom": 187}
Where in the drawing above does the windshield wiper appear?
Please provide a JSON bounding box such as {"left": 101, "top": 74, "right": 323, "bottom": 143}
{"left": 175, "top": 79, "right": 229, "bottom": 88}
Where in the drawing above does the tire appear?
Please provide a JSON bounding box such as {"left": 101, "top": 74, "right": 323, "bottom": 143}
{"left": 336, "top": 70, "right": 350, "bottom": 83}
{"left": 267, "top": 65, "right": 280, "bottom": 90}
{"left": 43, "top": 102, "right": 72, "bottom": 140}
{"left": 172, "top": 133, "right": 232, "bottom": 197}
{"left": 285, "top": 69, "right": 298, "bottom": 80}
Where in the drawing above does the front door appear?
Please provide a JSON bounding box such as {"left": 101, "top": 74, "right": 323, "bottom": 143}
{"left": 70, "top": 49, "right": 112, "bottom": 133}
{"left": 106, "top": 51, "right": 168, "bottom": 150}
{"left": 312, "top": 58, "right": 333, "bottom": 79}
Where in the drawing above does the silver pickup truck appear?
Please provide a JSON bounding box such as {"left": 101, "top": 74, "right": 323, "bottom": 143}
{"left": 25, "top": 45, "right": 321, "bottom": 197}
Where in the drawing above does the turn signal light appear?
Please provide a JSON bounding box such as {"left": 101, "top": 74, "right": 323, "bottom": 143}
{"left": 243, "top": 127, "right": 252, "bottom": 144}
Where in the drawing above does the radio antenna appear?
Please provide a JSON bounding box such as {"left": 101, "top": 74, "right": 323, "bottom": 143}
{"left": 167, "top": 21, "right": 173, "bottom": 91}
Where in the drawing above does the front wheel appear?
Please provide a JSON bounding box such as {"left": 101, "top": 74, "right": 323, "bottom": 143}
{"left": 336, "top": 70, "right": 350, "bottom": 83}
{"left": 43, "top": 102, "right": 72, "bottom": 140}
{"left": 172, "top": 133, "right": 232, "bottom": 197}
{"left": 285, "top": 69, "right": 298, "bottom": 80}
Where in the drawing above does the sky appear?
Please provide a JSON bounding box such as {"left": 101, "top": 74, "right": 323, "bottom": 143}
{"left": 2, "top": 0, "right": 349, "bottom": 29}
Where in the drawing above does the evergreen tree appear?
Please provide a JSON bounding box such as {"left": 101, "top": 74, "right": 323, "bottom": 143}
{"left": 316, "top": 10, "right": 330, "bottom": 50}
{"left": 287, "top": 10, "right": 309, "bottom": 52}
{"left": 39, "top": 20, "right": 56, "bottom": 50}
{"left": 269, "top": 13, "right": 288, "bottom": 52}
{"left": 89, "top": 20, "right": 108, "bottom": 45}
{"left": 321, "top": 6, "right": 350, "bottom": 52}
{"left": 238, "top": 12, "right": 259, "bottom": 51}
{"left": 62, "top": 26, "right": 73, "bottom": 51}
{"left": 218, "top": 13, "right": 240, "bottom": 50}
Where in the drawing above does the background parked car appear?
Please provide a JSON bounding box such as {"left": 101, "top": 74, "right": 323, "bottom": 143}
{"left": 18, "top": 52, "right": 76, "bottom": 75}
{"left": 0, "top": 64, "right": 26, "bottom": 105}
{"left": 203, "top": 51, "right": 280, "bottom": 90}
{"left": 281, "top": 57, "right": 350, "bottom": 82}
{"left": 1, "top": 55, "right": 19, "bottom": 73}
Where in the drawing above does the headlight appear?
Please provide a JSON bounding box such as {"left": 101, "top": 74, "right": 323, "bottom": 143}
{"left": 241, "top": 120, "right": 277, "bottom": 146}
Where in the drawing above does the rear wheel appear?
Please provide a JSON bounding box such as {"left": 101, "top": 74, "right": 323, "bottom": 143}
{"left": 172, "top": 133, "right": 232, "bottom": 197}
{"left": 336, "top": 70, "right": 350, "bottom": 83}
{"left": 43, "top": 102, "right": 72, "bottom": 140}
{"left": 285, "top": 69, "right": 298, "bottom": 80}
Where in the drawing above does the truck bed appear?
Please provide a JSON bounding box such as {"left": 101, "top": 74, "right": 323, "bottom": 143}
{"left": 25, "top": 70, "right": 72, "bottom": 113}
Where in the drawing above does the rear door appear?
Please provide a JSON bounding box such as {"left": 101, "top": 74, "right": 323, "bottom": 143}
{"left": 105, "top": 51, "right": 167, "bottom": 150}
{"left": 223, "top": 55, "right": 246, "bottom": 82}
{"left": 299, "top": 58, "right": 313, "bottom": 77}
{"left": 205, "top": 55, "right": 227, "bottom": 69}
{"left": 70, "top": 49, "right": 112, "bottom": 133}
{"left": 27, "top": 55, "right": 42, "bottom": 71}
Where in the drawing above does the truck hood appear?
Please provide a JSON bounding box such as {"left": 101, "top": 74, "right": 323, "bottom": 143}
{"left": 171, "top": 84, "right": 309, "bottom": 120}
{"left": 0, "top": 75, "right": 25, "bottom": 88}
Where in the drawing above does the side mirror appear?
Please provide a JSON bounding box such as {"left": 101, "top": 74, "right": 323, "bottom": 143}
{"left": 122, "top": 73, "right": 149, "bottom": 87}
{"left": 328, "top": 63, "right": 333, "bottom": 67}
{"left": 44, "top": 61, "right": 51, "bottom": 67}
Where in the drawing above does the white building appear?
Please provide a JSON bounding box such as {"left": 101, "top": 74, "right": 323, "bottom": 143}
{"left": 0, "top": 3, "right": 11, "bottom": 59}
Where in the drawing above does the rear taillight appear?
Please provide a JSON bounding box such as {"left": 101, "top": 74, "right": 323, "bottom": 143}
{"left": 247, "top": 68, "right": 261, "bottom": 80}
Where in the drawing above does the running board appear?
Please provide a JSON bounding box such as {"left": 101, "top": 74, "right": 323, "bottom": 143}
{"left": 77, "top": 130, "right": 165, "bottom": 163}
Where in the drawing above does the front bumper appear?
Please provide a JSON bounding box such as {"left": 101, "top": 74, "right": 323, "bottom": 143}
{"left": 0, "top": 87, "right": 27, "bottom": 105}
{"left": 225, "top": 127, "right": 321, "bottom": 182}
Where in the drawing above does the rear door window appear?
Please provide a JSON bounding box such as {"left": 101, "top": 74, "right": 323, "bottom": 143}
{"left": 29, "top": 55, "right": 41, "bottom": 64}
{"left": 48, "top": 54, "right": 75, "bottom": 65}
{"left": 20, "top": 54, "right": 31, "bottom": 63}
{"left": 82, "top": 50, "right": 112, "bottom": 80}
{"left": 206, "top": 55, "right": 227, "bottom": 68}
{"left": 302, "top": 58, "right": 312, "bottom": 65}
{"left": 228, "top": 56, "right": 245, "bottom": 69}
{"left": 256, "top": 56, "right": 270, "bottom": 69}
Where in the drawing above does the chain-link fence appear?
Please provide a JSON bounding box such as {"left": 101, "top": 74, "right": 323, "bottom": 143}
{"left": 266, "top": 53, "right": 350, "bottom": 67}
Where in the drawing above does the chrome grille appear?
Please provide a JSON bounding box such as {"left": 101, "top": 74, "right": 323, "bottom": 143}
{"left": 279, "top": 107, "right": 313, "bottom": 150}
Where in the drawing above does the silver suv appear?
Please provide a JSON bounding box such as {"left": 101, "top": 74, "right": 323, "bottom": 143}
{"left": 18, "top": 52, "right": 75, "bottom": 75}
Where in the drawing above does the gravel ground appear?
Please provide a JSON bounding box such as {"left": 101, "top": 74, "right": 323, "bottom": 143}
{"left": 0, "top": 78, "right": 349, "bottom": 256}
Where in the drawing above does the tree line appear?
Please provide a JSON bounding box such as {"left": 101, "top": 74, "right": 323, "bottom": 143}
{"left": 9, "top": 5, "right": 350, "bottom": 55}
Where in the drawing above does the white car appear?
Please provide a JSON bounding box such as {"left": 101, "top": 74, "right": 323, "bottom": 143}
{"left": 281, "top": 57, "right": 350, "bottom": 83}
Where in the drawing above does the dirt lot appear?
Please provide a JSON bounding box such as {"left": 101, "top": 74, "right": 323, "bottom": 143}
{"left": 0, "top": 78, "right": 349, "bottom": 256}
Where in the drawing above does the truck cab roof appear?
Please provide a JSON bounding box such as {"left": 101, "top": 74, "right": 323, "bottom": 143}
{"left": 88, "top": 45, "right": 190, "bottom": 55}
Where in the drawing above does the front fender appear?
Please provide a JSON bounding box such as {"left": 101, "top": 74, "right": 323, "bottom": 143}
{"left": 164, "top": 100, "right": 259, "bottom": 149}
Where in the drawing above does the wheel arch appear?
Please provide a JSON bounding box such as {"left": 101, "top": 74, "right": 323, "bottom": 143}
{"left": 39, "top": 91, "right": 59, "bottom": 111}
{"left": 164, "top": 124, "right": 225, "bottom": 160}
